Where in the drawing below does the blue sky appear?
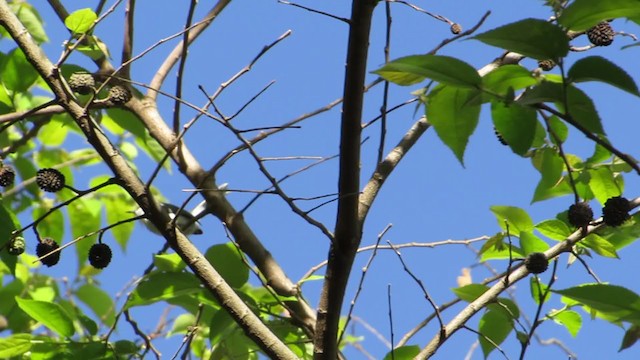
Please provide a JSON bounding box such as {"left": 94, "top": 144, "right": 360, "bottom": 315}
{"left": 17, "top": 1, "right": 640, "bottom": 359}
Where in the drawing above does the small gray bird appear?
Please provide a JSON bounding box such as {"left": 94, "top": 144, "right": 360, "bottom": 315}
{"left": 134, "top": 201, "right": 205, "bottom": 236}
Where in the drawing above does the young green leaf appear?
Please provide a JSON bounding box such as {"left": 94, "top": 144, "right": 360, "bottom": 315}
{"left": 382, "top": 345, "right": 420, "bottom": 360}
{"left": 2, "top": 48, "right": 40, "bottom": 92}
{"left": 75, "top": 284, "right": 116, "bottom": 326}
{"left": 550, "top": 310, "right": 582, "bottom": 337}
{"left": 0, "top": 334, "right": 32, "bottom": 358}
{"left": 490, "top": 205, "right": 534, "bottom": 236}
{"left": 452, "top": 284, "right": 490, "bottom": 302}
{"left": 530, "top": 277, "right": 551, "bottom": 305}
{"left": 568, "top": 56, "right": 640, "bottom": 97}
{"left": 126, "top": 272, "right": 202, "bottom": 308}
{"left": 491, "top": 102, "right": 537, "bottom": 156}
{"left": 15, "top": 298, "right": 75, "bottom": 337}
{"left": 426, "top": 85, "right": 481, "bottom": 165}
{"left": 372, "top": 55, "right": 481, "bottom": 88}
{"left": 588, "top": 167, "right": 622, "bottom": 205}
{"left": 535, "top": 219, "right": 572, "bottom": 241}
{"left": 482, "top": 65, "right": 537, "bottom": 96}
{"left": 519, "top": 231, "right": 550, "bottom": 255}
{"left": 558, "top": 0, "right": 640, "bottom": 31}
{"left": 64, "top": 8, "right": 97, "bottom": 34}
{"left": 581, "top": 233, "right": 619, "bottom": 258}
{"left": 473, "top": 18, "right": 569, "bottom": 60}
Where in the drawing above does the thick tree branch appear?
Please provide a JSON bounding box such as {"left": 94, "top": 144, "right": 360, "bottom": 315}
{"left": 0, "top": 3, "right": 297, "bottom": 358}
{"left": 314, "top": 1, "right": 378, "bottom": 358}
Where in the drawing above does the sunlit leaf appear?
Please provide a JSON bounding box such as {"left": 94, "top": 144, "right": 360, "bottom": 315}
{"left": 519, "top": 231, "right": 550, "bottom": 255}
{"left": 536, "top": 219, "right": 572, "bottom": 240}
{"left": 581, "top": 233, "right": 619, "bottom": 258}
{"left": 482, "top": 65, "right": 537, "bottom": 96}
{"left": 0, "top": 334, "right": 32, "bottom": 358}
{"left": 452, "top": 284, "right": 490, "bottom": 302}
{"left": 15, "top": 297, "right": 75, "bottom": 337}
{"left": 2, "top": 48, "right": 40, "bottom": 92}
{"left": 75, "top": 284, "right": 116, "bottom": 326}
{"left": 473, "top": 18, "right": 569, "bottom": 60}
{"left": 551, "top": 310, "right": 582, "bottom": 337}
{"left": 382, "top": 345, "right": 420, "bottom": 360}
{"left": 64, "top": 8, "right": 97, "bottom": 34}
{"left": 372, "top": 55, "right": 481, "bottom": 88}
{"left": 490, "top": 205, "right": 534, "bottom": 236}
{"left": 530, "top": 276, "right": 551, "bottom": 305}
{"left": 68, "top": 197, "right": 102, "bottom": 267}
{"left": 11, "top": 3, "right": 49, "bottom": 43}
{"left": 588, "top": 167, "right": 622, "bottom": 205}
{"left": 127, "top": 272, "right": 202, "bottom": 308}
{"left": 553, "top": 283, "right": 640, "bottom": 323}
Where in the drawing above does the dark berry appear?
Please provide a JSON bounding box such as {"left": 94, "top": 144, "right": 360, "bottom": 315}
{"left": 568, "top": 202, "right": 593, "bottom": 228}
{"left": 525, "top": 252, "right": 548, "bottom": 274}
{"left": 450, "top": 23, "right": 462, "bottom": 35}
{"left": 108, "top": 85, "right": 131, "bottom": 105}
{"left": 36, "top": 168, "right": 66, "bottom": 192}
{"left": 494, "top": 126, "right": 508, "bottom": 146}
{"left": 602, "top": 196, "right": 630, "bottom": 227}
{"left": 538, "top": 59, "right": 555, "bottom": 71}
{"left": 8, "top": 236, "right": 26, "bottom": 255}
{"left": 68, "top": 72, "right": 95, "bottom": 95}
{"left": 88, "top": 243, "right": 112, "bottom": 269}
{"left": 36, "top": 238, "right": 60, "bottom": 267}
{"left": 0, "top": 165, "right": 15, "bottom": 187}
{"left": 586, "top": 22, "right": 614, "bottom": 46}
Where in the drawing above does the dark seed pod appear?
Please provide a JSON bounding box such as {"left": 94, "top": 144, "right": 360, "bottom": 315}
{"left": 450, "top": 23, "right": 462, "bottom": 35}
{"left": 494, "top": 126, "right": 508, "bottom": 146}
{"left": 0, "top": 165, "right": 15, "bottom": 187}
{"left": 568, "top": 202, "right": 593, "bottom": 228}
{"left": 602, "top": 196, "right": 631, "bottom": 227}
{"left": 538, "top": 59, "right": 556, "bottom": 71}
{"left": 586, "top": 21, "right": 614, "bottom": 46}
{"left": 36, "top": 168, "right": 66, "bottom": 192}
{"left": 88, "top": 243, "right": 112, "bottom": 269}
{"left": 525, "top": 252, "right": 548, "bottom": 274}
{"left": 68, "top": 72, "right": 95, "bottom": 95}
{"left": 8, "top": 236, "right": 26, "bottom": 255}
{"left": 108, "top": 85, "right": 131, "bottom": 105}
{"left": 36, "top": 238, "right": 60, "bottom": 267}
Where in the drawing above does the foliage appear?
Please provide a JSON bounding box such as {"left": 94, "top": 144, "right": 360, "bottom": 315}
{"left": 0, "top": 1, "right": 640, "bottom": 359}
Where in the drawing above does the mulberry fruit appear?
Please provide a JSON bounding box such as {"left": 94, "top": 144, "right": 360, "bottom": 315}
{"left": 108, "top": 85, "right": 131, "bottom": 105}
{"left": 0, "top": 165, "right": 15, "bottom": 187}
{"left": 68, "top": 72, "right": 95, "bottom": 95}
{"left": 36, "top": 238, "right": 60, "bottom": 267}
{"left": 494, "top": 126, "right": 508, "bottom": 146}
{"left": 88, "top": 243, "right": 112, "bottom": 269}
{"left": 586, "top": 22, "right": 614, "bottom": 46}
{"left": 602, "top": 196, "right": 630, "bottom": 227}
{"left": 568, "top": 202, "right": 593, "bottom": 228}
{"left": 450, "top": 23, "right": 462, "bottom": 35}
{"left": 36, "top": 168, "right": 66, "bottom": 192}
{"left": 8, "top": 236, "right": 26, "bottom": 255}
{"left": 538, "top": 59, "right": 555, "bottom": 71}
{"left": 525, "top": 252, "right": 548, "bottom": 274}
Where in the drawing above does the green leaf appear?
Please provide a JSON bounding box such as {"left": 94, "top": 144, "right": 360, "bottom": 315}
{"left": 519, "top": 231, "right": 549, "bottom": 255}
{"left": 551, "top": 310, "right": 583, "bottom": 337}
{"left": 558, "top": 0, "right": 640, "bottom": 31}
{"left": 114, "top": 340, "right": 139, "bottom": 355}
{"left": 426, "top": 85, "right": 481, "bottom": 165}
{"left": 478, "top": 309, "right": 513, "bottom": 358}
{"left": 103, "top": 194, "right": 134, "bottom": 250}
{"left": 209, "top": 308, "right": 236, "bottom": 344}
{"left": 0, "top": 334, "right": 32, "bottom": 358}
{"left": 491, "top": 102, "right": 537, "bottom": 155}
{"left": 38, "top": 116, "right": 70, "bottom": 147}
{"left": 0, "top": 203, "right": 20, "bottom": 274}
{"left": 205, "top": 243, "right": 249, "bottom": 288}
{"left": 562, "top": 86, "right": 605, "bottom": 135}
{"left": 154, "top": 253, "right": 187, "bottom": 272}
{"left": 68, "top": 197, "right": 102, "bottom": 267}
{"left": 127, "top": 272, "right": 202, "bottom": 308}
{"left": 2, "top": 48, "right": 40, "bottom": 92}
{"left": 382, "top": 345, "right": 420, "bottom": 360}
{"left": 64, "top": 8, "right": 97, "bottom": 34}
{"left": 530, "top": 276, "right": 551, "bottom": 305}
{"left": 32, "top": 203, "right": 65, "bottom": 243}
{"left": 452, "top": 284, "right": 490, "bottom": 302}
{"left": 11, "top": 3, "right": 49, "bottom": 43}
{"left": 581, "top": 233, "right": 619, "bottom": 258}
{"left": 553, "top": 284, "right": 640, "bottom": 323}
{"left": 588, "top": 167, "right": 622, "bottom": 205}
{"left": 75, "top": 284, "right": 116, "bottom": 326}
{"left": 15, "top": 297, "right": 75, "bottom": 337}
{"left": 473, "top": 18, "right": 569, "bottom": 60}
{"left": 482, "top": 65, "right": 537, "bottom": 96}
{"left": 489, "top": 297, "right": 520, "bottom": 319}
{"left": 620, "top": 325, "right": 640, "bottom": 351}
{"left": 547, "top": 115, "right": 569, "bottom": 145}
{"left": 372, "top": 55, "right": 481, "bottom": 88}
{"left": 569, "top": 56, "right": 640, "bottom": 97}
{"left": 536, "top": 219, "right": 572, "bottom": 240}
{"left": 490, "top": 205, "right": 534, "bottom": 236}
